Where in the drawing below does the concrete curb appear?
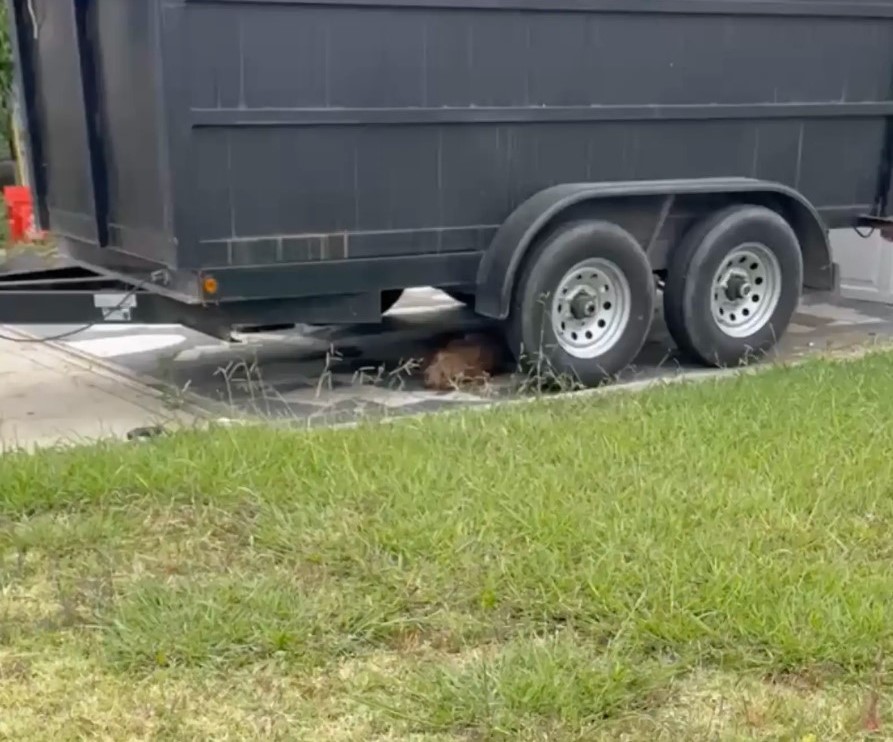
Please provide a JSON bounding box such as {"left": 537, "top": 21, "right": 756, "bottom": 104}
{"left": 5, "top": 318, "right": 889, "bottom": 440}
{"left": 223, "top": 337, "right": 893, "bottom": 434}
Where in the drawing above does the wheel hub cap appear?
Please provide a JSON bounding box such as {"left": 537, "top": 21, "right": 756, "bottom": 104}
{"left": 551, "top": 258, "right": 632, "bottom": 359}
{"left": 710, "top": 243, "right": 783, "bottom": 338}
{"left": 570, "top": 293, "right": 598, "bottom": 320}
{"left": 722, "top": 271, "right": 752, "bottom": 301}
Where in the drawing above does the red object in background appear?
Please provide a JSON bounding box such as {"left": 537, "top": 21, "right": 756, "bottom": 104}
{"left": 3, "top": 185, "right": 35, "bottom": 243}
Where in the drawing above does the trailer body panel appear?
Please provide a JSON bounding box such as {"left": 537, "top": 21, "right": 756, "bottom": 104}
{"left": 10, "top": 0, "right": 893, "bottom": 303}
{"left": 11, "top": 0, "right": 173, "bottom": 263}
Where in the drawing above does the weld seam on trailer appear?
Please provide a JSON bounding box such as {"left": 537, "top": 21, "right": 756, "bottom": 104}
{"left": 191, "top": 102, "right": 893, "bottom": 128}
{"left": 189, "top": 0, "right": 893, "bottom": 21}
{"left": 199, "top": 223, "right": 503, "bottom": 245}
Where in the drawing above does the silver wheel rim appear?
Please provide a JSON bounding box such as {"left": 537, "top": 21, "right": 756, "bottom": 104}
{"left": 710, "top": 243, "right": 782, "bottom": 338}
{"left": 551, "top": 258, "right": 632, "bottom": 359}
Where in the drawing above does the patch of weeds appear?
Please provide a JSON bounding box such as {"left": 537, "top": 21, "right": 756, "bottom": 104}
{"left": 362, "top": 633, "right": 674, "bottom": 738}
{"left": 101, "top": 570, "right": 471, "bottom": 672}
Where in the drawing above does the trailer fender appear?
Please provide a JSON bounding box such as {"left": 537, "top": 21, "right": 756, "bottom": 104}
{"left": 475, "top": 178, "right": 834, "bottom": 320}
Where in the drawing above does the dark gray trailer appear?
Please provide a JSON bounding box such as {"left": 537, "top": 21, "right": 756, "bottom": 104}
{"left": 3, "top": 0, "right": 892, "bottom": 385}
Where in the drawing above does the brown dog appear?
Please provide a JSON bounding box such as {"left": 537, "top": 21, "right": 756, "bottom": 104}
{"left": 423, "top": 333, "right": 504, "bottom": 391}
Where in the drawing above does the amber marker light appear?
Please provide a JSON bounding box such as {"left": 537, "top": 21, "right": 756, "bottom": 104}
{"left": 203, "top": 276, "right": 219, "bottom": 296}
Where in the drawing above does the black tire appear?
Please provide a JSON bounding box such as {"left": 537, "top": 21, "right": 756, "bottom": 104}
{"left": 381, "top": 289, "right": 404, "bottom": 315}
{"left": 663, "top": 205, "right": 803, "bottom": 367}
{"left": 507, "top": 220, "right": 655, "bottom": 387}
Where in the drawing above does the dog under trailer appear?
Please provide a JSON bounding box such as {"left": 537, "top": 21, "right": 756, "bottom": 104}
{"left": 4, "top": 0, "right": 893, "bottom": 386}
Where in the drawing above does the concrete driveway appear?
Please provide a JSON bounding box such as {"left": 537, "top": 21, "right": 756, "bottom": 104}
{"left": 0, "top": 332, "right": 196, "bottom": 449}
{"left": 6, "top": 287, "right": 893, "bottom": 432}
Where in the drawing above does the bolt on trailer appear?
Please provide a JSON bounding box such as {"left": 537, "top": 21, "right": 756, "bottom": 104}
{"left": 2, "top": 0, "right": 893, "bottom": 386}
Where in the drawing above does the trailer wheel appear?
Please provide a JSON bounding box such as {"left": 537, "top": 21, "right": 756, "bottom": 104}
{"left": 508, "top": 220, "right": 654, "bottom": 386}
{"left": 663, "top": 205, "right": 803, "bottom": 367}
{"left": 381, "top": 289, "right": 404, "bottom": 315}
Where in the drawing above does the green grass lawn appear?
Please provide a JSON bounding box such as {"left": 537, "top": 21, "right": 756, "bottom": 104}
{"left": 3, "top": 354, "right": 893, "bottom": 740}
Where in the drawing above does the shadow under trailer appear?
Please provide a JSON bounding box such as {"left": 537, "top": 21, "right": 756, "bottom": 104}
{"left": 3, "top": 0, "right": 893, "bottom": 386}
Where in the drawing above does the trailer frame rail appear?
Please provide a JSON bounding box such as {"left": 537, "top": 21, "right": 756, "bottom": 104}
{"left": 0, "top": 265, "right": 390, "bottom": 338}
